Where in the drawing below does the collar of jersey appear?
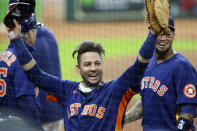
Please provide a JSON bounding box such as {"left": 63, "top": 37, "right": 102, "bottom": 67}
{"left": 79, "top": 81, "right": 104, "bottom": 94}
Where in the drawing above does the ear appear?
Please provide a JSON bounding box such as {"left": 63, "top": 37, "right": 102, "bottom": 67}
{"left": 27, "top": 31, "right": 31, "bottom": 37}
{"left": 22, "top": 32, "right": 29, "bottom": 41}
{"left": 171, "top": 32, "right": 175, "bottom": 40}
{"left": 76, "top": 64, "right": 80, "bottom": 73}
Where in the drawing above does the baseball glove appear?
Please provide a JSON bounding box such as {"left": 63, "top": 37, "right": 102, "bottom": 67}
{"left": 145, "top": 0, "right": 170, "bottom": 34}
{"left": 153, "top": 0, "right": 171, "bottom": 34}
{"left": 145, "top": 0, "right": 161, "bottom": 34}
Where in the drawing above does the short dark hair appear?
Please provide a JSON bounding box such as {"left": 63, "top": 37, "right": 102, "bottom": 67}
{"left": 72, "top": 40, "right": 105, "bottom": 65}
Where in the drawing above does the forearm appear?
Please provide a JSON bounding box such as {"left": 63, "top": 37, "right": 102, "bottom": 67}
{"left": 12, "top": 37, "right": 35, "bottom": 67}
{"left": 124, "top": 99, "right": 143, "bottom": 124}
{"left": 13, "top": 37, "right": 63, "bottom": 95}
{"left": 176, "top": 104, "right": 196, "bottom": 130}
{"left": 180, "top": 104, "right": 196, "bottom": 121}
{"left": 138, "top": 31, "right": 157, "bottom": 63}
{"left": 180, "top": 113, "right": 195, "bottom": 122}
{"left": 180, "top": 104, "right": 196, "bottom": 122}
{"left": 177, "top": 113, "right": 195, "bottom": 131}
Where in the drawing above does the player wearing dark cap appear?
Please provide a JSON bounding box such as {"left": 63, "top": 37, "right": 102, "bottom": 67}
{"left": 125, "top": 16, "right": 197, "bottom": 131}
{"left": 0, "top": 14, "right": 43, "bottom": 131}
{"left": 4, "top": 0, "right": 64, "bottom": 130}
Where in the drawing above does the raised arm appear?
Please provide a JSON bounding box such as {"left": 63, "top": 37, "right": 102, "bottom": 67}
{"left": 7, "top": 20, "right": 66, "bottom": 97}
{"left": 124, "top": 99, "right": 143, "bottom": 124}
{"left": 116, "top": 28, "right": 158, "bottom": 93}
{"left": 123, "top": 29, "right": 157, "bottom": 122}
{"left": 137, "top": 28, "right": 157, "bottom": 63}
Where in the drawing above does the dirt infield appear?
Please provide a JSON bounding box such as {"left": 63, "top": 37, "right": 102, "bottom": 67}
{"left": 41, "top": 2, "right": 197, "bottom": 131}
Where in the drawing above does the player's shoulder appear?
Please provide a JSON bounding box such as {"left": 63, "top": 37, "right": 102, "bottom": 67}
{"left": 101, "top": 81, "right": 116, "bottom": 89}
{"left": 173, "top": 53, "right": 195, "bottom": 71}
{"left": 63, "top": 80, "right": 80, "bottom": 89}
{"left": 0, "top": 48, "right": 16, "bottom": 60}
{"left": 2, "top": 48, "right": 14, "bottom": 53}
{"left": 0, "top": 48, "right": 17, "bottom": 67}
{"left": 37, "top": 25, "right": 54, "bottom": 36}
{"left": 174, "top": 53, "right": 193, "bottom": 65}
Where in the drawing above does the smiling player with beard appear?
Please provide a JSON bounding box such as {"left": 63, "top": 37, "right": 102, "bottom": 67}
{"left": 125, "top": 16, "right": 197, "bottom": 131}
{"left": 5, "top": 15, "right": 159, "bottom": 130}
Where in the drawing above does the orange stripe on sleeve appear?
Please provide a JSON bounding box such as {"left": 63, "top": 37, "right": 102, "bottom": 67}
{"left": 46, "top": 94, "right": 61, "bottom": 104}
{"left": 115, "top": 88, "right": 136, "bottom": 131}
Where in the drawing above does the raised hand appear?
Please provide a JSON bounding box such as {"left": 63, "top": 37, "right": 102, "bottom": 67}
{"left": 6, "top": 19, "right": 21, "bottom": 40}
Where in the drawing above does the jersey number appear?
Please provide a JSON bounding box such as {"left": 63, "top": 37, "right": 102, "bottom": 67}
{"left": 0, "top": 68, "right": 7, "bottom": 97}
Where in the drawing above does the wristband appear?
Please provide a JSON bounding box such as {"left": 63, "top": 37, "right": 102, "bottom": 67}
{"left": 177, "top": 117, "right": 195, "bottom": 131}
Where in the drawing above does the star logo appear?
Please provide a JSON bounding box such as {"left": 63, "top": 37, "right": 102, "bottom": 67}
{"left": 184, "top": 84, "right": 196, "bottom": 98}
{"left": 12, "top": 8, "right": 21, "bottom": 17}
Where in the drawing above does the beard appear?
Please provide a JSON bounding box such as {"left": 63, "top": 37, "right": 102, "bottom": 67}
{"left": 81, "top": 73, "right": 102, "bottom": 87}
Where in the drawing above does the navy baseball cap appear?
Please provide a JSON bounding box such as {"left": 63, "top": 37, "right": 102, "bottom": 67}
{"left": 21, "top": 14, "right": 41, "bottom": 33}
{"left": 8, "top": 0, "right": 35, "bottom": 10}
{"left": 168, "top": 16, "right": 175, "bottom": 32}
{"left": 4, "top": 0, "right": 35, "bottom": 28}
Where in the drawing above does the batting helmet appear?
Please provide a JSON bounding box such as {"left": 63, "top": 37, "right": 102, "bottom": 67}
{"left": 4, "top": 0, "right": 35, "bottom": 28}
{"left": 21, "top": 14, "right": 41, "bottom": 33}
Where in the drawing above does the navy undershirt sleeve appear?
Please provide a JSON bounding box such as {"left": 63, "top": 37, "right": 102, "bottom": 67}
{"left": 139, "top": 31, "right": 157, "bottom": 59}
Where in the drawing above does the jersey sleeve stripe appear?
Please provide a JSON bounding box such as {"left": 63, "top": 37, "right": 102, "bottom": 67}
{"left": 22, "top": 59, "right": 36, "bottom": 71}
{"left": 115, "top": 88, "right": 136, "bottom": 130}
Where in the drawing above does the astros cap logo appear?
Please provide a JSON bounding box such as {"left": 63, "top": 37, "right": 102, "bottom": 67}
{"left": 12, "top": 8, "right": 21, "bottom": 17}
{"left": 183, "top": 84, "right": 196, "bottom": 98}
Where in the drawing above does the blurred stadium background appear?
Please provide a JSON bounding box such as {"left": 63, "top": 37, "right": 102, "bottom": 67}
{"left": 0, "top": 0, "right": 197, "bottom": 131}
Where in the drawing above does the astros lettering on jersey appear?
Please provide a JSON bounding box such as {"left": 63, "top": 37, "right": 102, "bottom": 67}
{"left": 140, "top": 54, "right": 197, "bottom": 130}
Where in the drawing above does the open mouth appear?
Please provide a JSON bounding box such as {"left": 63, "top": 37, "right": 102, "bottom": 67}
{"left": 158, "top": 42, "right": 167, "bottom": 48}
{"left": 89, "top": 74, "right": 99, "bottom": 80}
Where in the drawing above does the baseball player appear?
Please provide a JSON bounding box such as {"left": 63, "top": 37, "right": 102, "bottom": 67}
{"left": 6, "top": 14, "right": 160, "bottom": 130}
{"left": 32, "top": 20, "right": 64, "bottom": 131}
{"left": 125, "top": 16, "right": 197, "bottom": 131}
{"left": 0, "top": 15, "right": 43, "bottom": 131}
{"left": 6, "top": 0, "right": 63, "bottom": 130}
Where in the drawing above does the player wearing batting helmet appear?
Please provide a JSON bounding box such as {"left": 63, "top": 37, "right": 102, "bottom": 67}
{"left": 5, "top": 12, "right": 162, "bottom": 130}
{"left": 125, "top": 16, "right": 197, "bottom": 131}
